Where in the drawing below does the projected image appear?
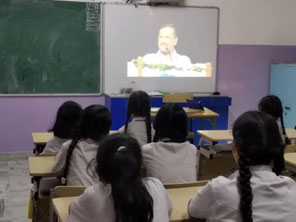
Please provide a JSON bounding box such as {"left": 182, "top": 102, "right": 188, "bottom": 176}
{"left": 127, "top": 24, "right": 212, "bottom": 77}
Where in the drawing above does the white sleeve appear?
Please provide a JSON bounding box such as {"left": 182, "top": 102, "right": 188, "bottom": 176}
{"left": 188, "top": 181, "right": 213, "bottom": 219}
{"left": 52, "top": 143, "right": 69, "bottom": 173}
{"left": 151, "top": 178, "right": 173, "bottom": 215}
{"left": 68, "top": 187, "right": 94, "bottom": 222}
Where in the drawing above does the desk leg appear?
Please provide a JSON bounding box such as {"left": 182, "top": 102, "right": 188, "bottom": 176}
{"left": 206, "top": 118, "right": 217, "bottom": 130}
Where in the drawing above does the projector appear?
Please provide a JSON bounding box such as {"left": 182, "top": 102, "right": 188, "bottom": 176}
{"left": 127, "top": 0, "right": 181, "bottom": 5}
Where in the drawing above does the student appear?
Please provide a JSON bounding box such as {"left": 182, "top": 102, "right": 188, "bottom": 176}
{"left": 118, "top": 90, "right": 154, "bottom": 146}
{"left": 68, "top": 133, "right": 172, "bottom": 222}
{"left": 53, "top": 104, "right": 111, "bottom": 186}
{"left": 142, "top": 103, "right": 197, "bottom": 183}
{"left": 188, "top": 111, "right": 296, "bottom": 221}
{"left": 43, "top": 101, "right": 83, "bottom": 153}
{"left": 258, "top": 95, "right": 289, "bottom": 144}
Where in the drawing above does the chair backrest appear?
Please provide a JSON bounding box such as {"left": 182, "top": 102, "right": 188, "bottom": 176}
{"left": 285, "top": 144, "right": 296, "bottom": 153}
{"left": 163, "top": 93, "right": 193, "bottom": 103}
{"left": 51, "top": 186, "right": 86, "bottom": 198}
{"left": 164, "top": 180, "right": 208, "bottom": 189}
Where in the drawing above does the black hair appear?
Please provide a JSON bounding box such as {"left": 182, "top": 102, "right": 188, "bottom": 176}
{"left": 232, "top": 111, "right": 285, "bottom": 222}
{"left": 124, "top": 90, "right": 152, "bottom": 143}
{"left": 258, "top": 95, "right": 289, "bottom": 144}
{"left": 50, "top": 101, "right": 83, "bottom": 139}
{"left": 153, "top": 103, "right": 187, "bottom": 143}
{"left": 96, "top": 133, "right": 153, "bottom": 222}
{"left": 62, "top": 105, "right": 111, "bottom": 183}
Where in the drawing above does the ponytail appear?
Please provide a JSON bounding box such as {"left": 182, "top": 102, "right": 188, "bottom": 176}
{"left": 124, "top": 111, "right": 131, "bottom": 133}
{"left": 97, "top": 134, "right": 154, "bottom": 222}
{"left": 237, "top": 150, "right": 253, "bottom": 222}
{"left": 112, "top": 178, "right": 153, "bottom": 222}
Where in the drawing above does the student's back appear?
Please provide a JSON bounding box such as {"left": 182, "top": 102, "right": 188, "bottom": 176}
{"left": 68, "top": 134, "right": 172, "bottom": 222}
{"left": 53, "top": 104, "right": 111, "bottom": 186}
{"left": 43, "top": 101, "right": 83, "bottom": 153}
{"left": 142, "top": 103, "right": 197, "bottom": 183}
{"left": 118, "top": 90, "right": 154, "bottom": 146}
{"left": 188, "top": 111, "right": 296, "bottom": 222}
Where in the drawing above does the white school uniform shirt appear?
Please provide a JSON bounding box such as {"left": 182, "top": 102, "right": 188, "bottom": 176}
{"left": 68, "top": 177, "right": 172, "bottom": 222}
{"left": 43, "top": 136, "right": 69, "bottom": 153}
{"left": 118, "top": 117, "right": 155, "bottom": 146}
{"left": 188, "top": 165, "right": 296, "bottom": 222}
{"left": 53, "top": 139, "right": 99, "bottom": 186}
{"left": 142, "top": 141, "right": 197, "bottom": 183}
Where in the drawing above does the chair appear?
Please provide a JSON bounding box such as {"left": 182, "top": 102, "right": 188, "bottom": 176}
{"left": 49, "top": 186, "right": 86, "bottom": 222}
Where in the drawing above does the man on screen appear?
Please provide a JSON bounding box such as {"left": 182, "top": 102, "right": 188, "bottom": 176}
{"left": 143, "top": 24, "right": 191, "bottom": 69}
{"left": 128, "top": 24, "right": 211, "bottom": 77}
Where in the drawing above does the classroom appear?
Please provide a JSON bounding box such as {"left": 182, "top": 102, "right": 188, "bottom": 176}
{"left": 1, "top": 0, "right": 296, "bottom": 221}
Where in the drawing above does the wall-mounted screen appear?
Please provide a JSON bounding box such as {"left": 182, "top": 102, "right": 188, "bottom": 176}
{"left": 103, "top": 4, "right": 219, "bottom": 93}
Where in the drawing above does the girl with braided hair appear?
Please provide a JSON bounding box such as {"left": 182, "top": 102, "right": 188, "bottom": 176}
{"left": 118, "top": 90, "right": 154, "bottom": 146}
{"left": 53, "top": 104, "right": 111, "bottom": 186}
{"left": 258, "top": 95, "right": 290, "bottom": 145}
{"left": 188, "top": 111, "right": 296, "bottom": 221}
{"left": 142, "top": 103, "right": 197, "bottom": 183}
{"left": 68, "top": 133, "right": 172, "bottom": 222}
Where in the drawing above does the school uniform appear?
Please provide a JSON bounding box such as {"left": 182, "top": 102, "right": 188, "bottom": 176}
{"left": 118, "top": 117, "right": 155, "bottom": 146}
{"left": 53, "top": 139, "right": 99, "bottom": 186}
{"left": 43, "top": 136, "right": 69, "bottom": 153}
{"left": 142, "top": 141, "right": 197, "bottom": 183}
{"left": 68, "top": 177, "right": 172, "bottom": 222}
{"left": 188, "top": 165, "right": 296, "bottom": 222}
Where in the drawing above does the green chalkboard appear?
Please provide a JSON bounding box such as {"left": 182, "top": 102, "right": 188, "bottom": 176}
{"left": 0, "top": 0, "right": 100, "bottom": 94}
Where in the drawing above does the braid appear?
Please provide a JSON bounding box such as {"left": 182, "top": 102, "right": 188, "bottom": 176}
{"left": 62, "top": 132, "right": 81, "bottom": 184}
{"left": 124, "top": 112, "right": 131, "bottom": 133}
{"left": 272, "top": 143, "right": 285, "bottom": 175}
{"left": 238, "top": 150, "right": 253, "bottom": 222}
{"left": 280, "top": 114, "right": 290, "bottom": 145}
{"left": 145, "top": 111, "right": 152, "bottom": 143}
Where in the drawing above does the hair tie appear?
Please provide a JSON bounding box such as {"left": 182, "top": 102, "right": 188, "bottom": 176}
{"left": 117, "top": 146, "right": 126, "bottom": 151}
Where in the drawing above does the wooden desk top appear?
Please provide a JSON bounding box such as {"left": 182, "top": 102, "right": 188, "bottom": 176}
{"left": 28, "top": 156, "right": 57, "bottom": 177}
{"left": 32, "top": 131, "right": 119, "bottom": 145}
{"left": 286, "top": 128, "right": 296, "bottom": 140}
{"left": 151, "top": 107, "right": 219, "bottom": 119}
{"left": 197, "top": 128, "right": 296, "bottom": 143}
{"left": 32, "top": 132, "right": 54, "bottom": 145}
{"left": 53, "top": 196, "right": 77, "bottom": 222}
{"left": 52, "top": 186, "right": 203, "bottom": 222}
{"left": 197, "top": 130, "right": 233, "bottom": 142}
{"left": 284, "top": 152, "right": 296, "bottom": 167}
{"left": 167, "top": 186, "right": 202, "bottom": 222}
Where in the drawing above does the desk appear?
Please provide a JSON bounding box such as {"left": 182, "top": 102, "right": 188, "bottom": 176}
{"left": 167, "top": 186, "right": 203, "bottom": 222}
{"left": 32, "top": 131, "right": 118, "bottom": 155}
{"left": 197, "top": 130, "right": 235, "bottom": 180}
{"left": 284, "top": 153, "right": 296, "bottom": 173}
{"left": 198, "top": 128, "right": 296, "bottom": 147}
{"left": 152, "top": 107, "right": 219, "bottom": 130}
{"left": 52, "top": 186, "right": 203, "bottom": 222}
{"left": 32, "top": 132, "right": 54, "bottom": 154}
{"left": 29, "top": 156, "right": 56, "bottom": 177}
{"left": 28, "top": 156, "right": 58, "bottom": 201}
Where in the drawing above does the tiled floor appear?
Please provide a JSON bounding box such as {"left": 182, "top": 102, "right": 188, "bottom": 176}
{"left": 0, "top": 153, "right": 33, "bottom": 222}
